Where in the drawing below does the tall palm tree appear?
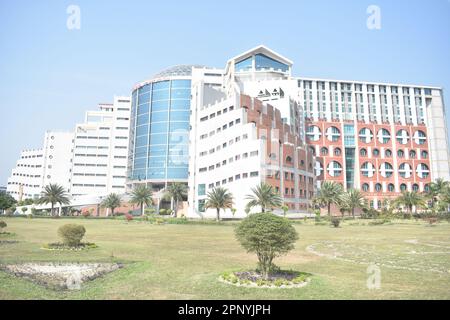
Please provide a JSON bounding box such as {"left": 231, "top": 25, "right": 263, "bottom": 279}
{"left": 340, "top": 189, "right": 367, "bottom": 219}
{"left": 164, "top": 183, "right": 187, "bottom": 216}
{"left": 101, "top": 193, "right": 122, "bottom": 217}
{"left": 37, "top": 184, "right": 70, "bottom": 216}
{"left": 245, "top": 182, "right": 282, "bottom": 213}
{"left": 130, "top": 185, "right": 153, "bottom": 216}
{"left": 314, "top": 181, "right": 343, "bottom": 217}
{"left": 205, "top": 187, "right": 234, "bottom": 221}
{"left": 394, "top": 191, "right": 426, "bottom": 216}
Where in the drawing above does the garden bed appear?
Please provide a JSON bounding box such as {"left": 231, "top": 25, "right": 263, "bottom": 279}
{"left": 0, "top": 262, "right": 123, "bottom": 290}
{"left": 220, "top": 270, "right": 311, "bottom": 288}
{"left": 41, "top": 242, "right": 98, "bottom": 251}
{"left": 0, "top": 240, "right": 19, "bottom": 245}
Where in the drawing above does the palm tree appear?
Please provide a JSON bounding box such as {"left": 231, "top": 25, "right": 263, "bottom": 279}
{"left": 394, "top": 191, "right": 426, "bottom": 216}
{"left": 314, "top": 182, "right": 343, "bottom": 217}
{"left": 340, "top": 189, "right": 367, "bottom": 219}
{"left": 37, "top": 184, "right": 70, "bottom": 216}
{"left": 428, "top": 178, "right": 449, "bottom": 209}
{"left": 130, "top": 185, "right": 153, "bottom": 216}
{"left": 245, "top": 183, "right": 282, "bottom": 213}
{"left": 164, "top": 183, "right": 187, "bottom": 217}
{"left": 101, "top": 193, "right": 122, "bottom": 217}
{"left": 205, "top": 187, "right": 234, "bottom": 221}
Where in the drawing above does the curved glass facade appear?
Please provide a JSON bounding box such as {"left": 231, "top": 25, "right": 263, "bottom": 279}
{"left": 128, "top": 78, "right": 191, "bottom": 182}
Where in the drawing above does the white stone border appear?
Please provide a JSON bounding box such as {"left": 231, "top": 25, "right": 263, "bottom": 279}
{"left": 218, "top": 275, "right": 311, "bottom": 289}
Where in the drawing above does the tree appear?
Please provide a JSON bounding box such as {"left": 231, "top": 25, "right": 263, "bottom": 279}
{"left": 101, "top": 193, "right": 122, "bottom": 217}
{"left": 245, "top": 183, "right": 282, "bottom": 213}
{"left": 37, "top": 184, "right": 70, "bottom": 216}
{"left": 235, "top": 213, "right": 299, "bottom": 280}
{"left": 204, "top": 187, "right": 234, "bottom": 221}
{"left": 428, "top": 178, "right": 449, "bottom": 209}
{"left": 0, "top": 193, "right": 16, "bottom": 212}
{"left": 340, "top": 189, "right": 367, "bottom": 219}
{"left": 164, "top": 183, "right": 187, "bottom": 216}
{"left": 130, "top": 185, "right": 153, "bottom": 216}
{"left": 394, "top": 191, "right": 426, "bottom": 216}
{"left": 0, "top": 220, "right": 6, "bottom": 232}
{"left": 314, "top": 182, "right": 343, "bottom": 217}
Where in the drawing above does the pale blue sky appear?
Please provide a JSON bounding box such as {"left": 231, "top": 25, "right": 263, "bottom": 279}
{"left": 1, "top": 0, "right": 449, "bottom": 184}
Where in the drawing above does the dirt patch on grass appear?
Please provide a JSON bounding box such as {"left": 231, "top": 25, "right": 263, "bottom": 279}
{"left": 0, "top": 262, "right": 123, "bottom": 290}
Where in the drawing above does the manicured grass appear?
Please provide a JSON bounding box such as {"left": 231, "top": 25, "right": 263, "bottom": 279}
{"left": 0, "top": 217, "right": 449, "bottom": 300}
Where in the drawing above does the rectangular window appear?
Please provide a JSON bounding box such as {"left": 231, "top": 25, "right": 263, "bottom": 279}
{"left": 198, "top": 184, "right": 206, "bottom": 196}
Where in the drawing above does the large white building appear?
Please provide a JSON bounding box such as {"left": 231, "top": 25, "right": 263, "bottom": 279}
{"left": 6, "top": 96, "right": 131, "bottom": 201}
{"left": 70, "top": 97, "right": 131, "bottom": 197}
{"left": 7, "top": 131, "right": 73, "bottom": 200}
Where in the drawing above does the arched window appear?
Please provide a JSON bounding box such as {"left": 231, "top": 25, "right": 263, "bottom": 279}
{"left": 396, "top": 129, "right": 409, "bottom": 145}
{"left": 388, "top": 184, "right": 395, "bottom": 192}
{"left": 424, "top": 184, "right": 430, "bottom": 193}
{"left": 286, "top": 156, "right": 293, "bottom": 163}
{"left": 359, "top": 128, "right": 373, "bottom": 143}
{"left": 385, "top": 149, "right": 392, "bottom": 157}
{"left": 380, "top": 162, "right": 394, "bottom": 178}
{"left": 361, "top": 162, "right": 375, "bottom": 178}
{"left": 373, "top": 148, "right": 380, "bottom": 157}
{"left": 399, "top": 163, "right": 412, "bottom": 179}
{"left": 400, "top": 184, "right": 407, "bottom": 192}
{"left": 412, "top": 184, "right": 419, "bottom": 192}
{"left": 326, "top": 126, "right": 341, "bottom": 142}
{"left": 327, "top": 161, "right": 342, "bottom": 177}
{"left": 360, "top": 148, "right": 367, "bottom": 157}
{"left": 309, "top": 146, "right": 316, "bottom": 156}
{"left": 334, "top": 148, "right": 342, "bottom": 156}
{"left": 306, "top": 125, "right": 321, "bottom": 142}
{"left": 416, "top": 163, "right": 430, "bottom": 179}
{"left": 397, "top": 149, "right": 404, "bottom": 158}
{"left": 421, "top": 150, "right": 428, "bottom": 159}
{"left": 321, "top": 147, "right": 329, "bottom": 156}
{"left": 375, "top": 183, "right": 382, "bottom": 192}
{"left": 362, "top": 183, "right": 370, "bottom": 192}
{"left": 377, "top": 128, "right": 391, "bottom": 144}
{"left": 409, "top": 150, "right": 416, "bottom": 159}
{"left": 414, "top": 130, "right": 426, "bottom": 145}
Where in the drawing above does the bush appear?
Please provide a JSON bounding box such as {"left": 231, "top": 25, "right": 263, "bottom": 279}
{"left": 159, "top": 209, "right": 167, "bottom": 215}
{"left": 145, "top": 208, "right": 156, "bottom": 215}
{"left": 0, "top": 220, "right": 7, "bottom": 232}
{"left": 81, "top": 210, "right": 91, "bottom": 218}
{"left": 57, "top": 224, "right": 86, "bottom": 247}
{"left": 235, "top": 213, "right": 298, "bottom": 279}
{"left": 331, "top": 218, "right": 340, "bottom": 228}
{"left": 125, "top": 213, "right": 133, "bottom": 222}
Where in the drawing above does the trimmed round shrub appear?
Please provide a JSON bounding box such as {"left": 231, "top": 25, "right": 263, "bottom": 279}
{"left": 235, "top": 213, "right": 298, "bottom": 279}
{"left": 57, "top": 224, "right": 86, "bottom": 247}
{"left": 331, "top": 217, "right": 340, "bottom": 228}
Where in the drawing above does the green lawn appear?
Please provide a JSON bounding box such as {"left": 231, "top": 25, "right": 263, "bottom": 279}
{"left": 0, "top": 217, "right": 449, "bottom": 300}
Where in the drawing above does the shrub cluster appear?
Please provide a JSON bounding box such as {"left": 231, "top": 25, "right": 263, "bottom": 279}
{"left": 57, "top": 224, "right": 86, "bottom": 247}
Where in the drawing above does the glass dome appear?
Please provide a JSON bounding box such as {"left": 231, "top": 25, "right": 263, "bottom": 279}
{"left": 152, "top": 65, "right": 207, "bottom": 79}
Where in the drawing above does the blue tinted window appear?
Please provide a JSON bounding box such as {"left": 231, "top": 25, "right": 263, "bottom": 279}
{"left": 170, "top": 111, "right": 190, "bottom": 122}
{"left": 138, "top": 92, "right": 150, "bottom": 104}
{"left": 134, "top": 158, "right": 147, "bottom": 169}
{"left": 171, "top": 80, "right": 191, "bottom": 88}
{"left": 170, "top": 99, "right": 190, "bottom": 110}
{"left": 137, "top": 103, "right": 150, "bottom": 115}
{"left": 152, "top": 90, "right": 170, "bottom": 101}
{"left": 135, "top": 135, "right": 148, "bottom": 147}
{"left": 170, "top": 122, "right": 189, "bottom": 131}
{"left": 147, "top": 169, "right": 165, "bottom": 179}
{"left": 150, "top": 122, "right": 168, "bottom": 134}
{"left": 171, "top": 88, "right": 191, "bottom": 99}
{"left": 148, "top": 157, "right": 166, "bottom": 168}
{"left": 255, "top": 54, "right": 289, "bottom": 72}
{"left": 167, "top": 168, "right": 188, "bottom": 179}
{"left": 133, "top": 169, "right": 146, "bottom": 180}
{"left": 135, "top": 125, "right": 149, "bottom": 137}
{"left": 134, "top": 146, "right": 147, "bottom": 158}
{"left": 139, "top": 84, "right": 151, "bottom": 93}
{"left": 153, "top": 81, "right": 170, "bottom": 90}
{"left": 150, "top": 134, "right": 168, "bottom": 145}
{"left": 235, "top": 56, "right": 253, "bottom": 72}
{"left": 137, "top": 114, "right": 149, "bottom": 126}
{"left": 151, "top": 111, "right": 168, "bottom": 122}
{"left": 151, "top": 100, "right": 170, "bottom": 112}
